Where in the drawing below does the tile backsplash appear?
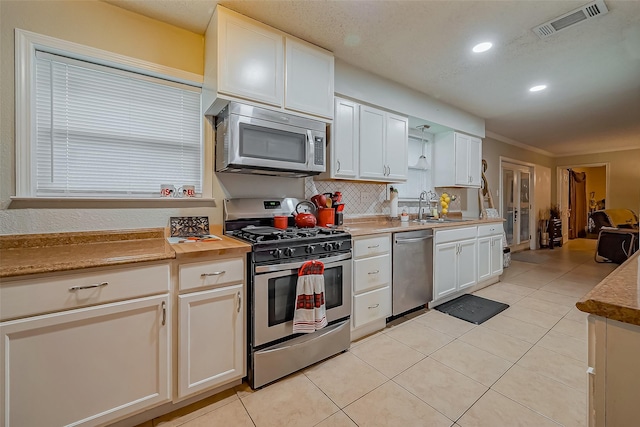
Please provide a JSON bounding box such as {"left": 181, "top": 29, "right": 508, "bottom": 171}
{"left": 305, "top": 178, "right": 473, "bottom": 218}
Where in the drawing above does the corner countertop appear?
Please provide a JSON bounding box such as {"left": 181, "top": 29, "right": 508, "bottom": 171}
{"left": 576, "top": 251, "right": 640, "bottom": 326}
{"left": 343, "top": 216, "right": 504, "bottom": 237}
{"left": 0, "top": 226, "right": 251, "bottom": 279}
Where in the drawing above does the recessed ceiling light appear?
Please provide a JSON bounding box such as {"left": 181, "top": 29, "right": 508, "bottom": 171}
{"left": 529, "top": 85, "right": 547, "bottom": 92}
{"left": 472, "top": 42, "right": 493, "bottom": 53}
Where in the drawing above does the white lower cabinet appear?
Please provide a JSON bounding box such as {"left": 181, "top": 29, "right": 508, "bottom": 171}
{"left": 176, "top": 256, "right": 246, "bottom": 400}
{"left": 433, "top": 227, "right": 478, "bottom": 302}
{"left": 477, "top": 224, "right": 504, "bottom": 283}
{"left": 178, "top": 284, "right": 244, "bottom": 398}
{"left": 351, "top": 234, "right": 392, "bottom": 338}
{"left": 0, "top": 294, "right": 170, "bottom": 427}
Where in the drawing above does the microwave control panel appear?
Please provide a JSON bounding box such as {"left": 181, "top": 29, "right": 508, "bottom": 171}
{"left": 314, "top": 137, "right": 324, "bottom": 166}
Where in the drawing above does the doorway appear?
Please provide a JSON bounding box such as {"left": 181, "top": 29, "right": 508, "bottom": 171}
{"left": 557, "top": 164, "right": 608, "bottom": 243}
{"left": 501, "top": 162, "right": 533, "bottom": 252}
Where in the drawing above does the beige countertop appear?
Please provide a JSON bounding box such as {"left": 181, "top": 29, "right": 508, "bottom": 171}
{"left": 343, "top": 216, "right": 504, "bottom": 237}
{"left": 0, "top": 226, "right": 251, "bottom": 278}
{"left": 576, "top": 251, "right": 640, "bottom": 326}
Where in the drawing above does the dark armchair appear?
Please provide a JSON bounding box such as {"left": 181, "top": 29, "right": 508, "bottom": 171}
{"left": 592, "top": 209, "right": 639, "bottom": 264}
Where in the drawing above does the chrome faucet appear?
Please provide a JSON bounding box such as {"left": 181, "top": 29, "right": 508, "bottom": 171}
{"left": 418, "top": 191, "right": 428, "bottom": 221}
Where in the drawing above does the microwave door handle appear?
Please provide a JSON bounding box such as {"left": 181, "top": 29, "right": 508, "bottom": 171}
{"left": 306, "top": 130, "right": 314, "bottom": 168}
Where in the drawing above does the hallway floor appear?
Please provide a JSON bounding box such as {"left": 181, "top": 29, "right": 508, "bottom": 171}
{"left": 140, "top": 239, "right": 616, "bottom": 427}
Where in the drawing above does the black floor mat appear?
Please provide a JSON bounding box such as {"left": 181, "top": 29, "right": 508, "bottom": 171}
{"left": 435, "top": 294, "right": 509, "bottom": 325}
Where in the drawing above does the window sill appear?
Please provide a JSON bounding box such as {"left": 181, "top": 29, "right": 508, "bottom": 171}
{"left": 9, "top": 197, "right": 217, "bottom": 209}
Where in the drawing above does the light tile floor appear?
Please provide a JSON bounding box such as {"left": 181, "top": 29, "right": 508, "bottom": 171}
{"left": 138, "top": 239, "right": 617, "bottom": 427}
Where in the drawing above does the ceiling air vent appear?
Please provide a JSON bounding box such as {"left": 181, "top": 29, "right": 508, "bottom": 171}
{"left": 532, "top": 0, "right": 609, "bottom": 39}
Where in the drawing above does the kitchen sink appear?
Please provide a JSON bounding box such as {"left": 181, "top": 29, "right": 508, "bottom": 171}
{"left": 413, "top": 218, "right": 470, "bottom": 224}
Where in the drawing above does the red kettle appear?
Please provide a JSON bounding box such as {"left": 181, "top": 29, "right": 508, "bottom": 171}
{"left": 293, "top": 201, "right": 317, "bottom": 228}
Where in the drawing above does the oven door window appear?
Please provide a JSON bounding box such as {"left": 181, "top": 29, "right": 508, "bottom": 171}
{"left": 239, "top": 123, "right": 307, "bottom": 164}
{"left": 268, "top": 266, "right": 343, "bottom": 327}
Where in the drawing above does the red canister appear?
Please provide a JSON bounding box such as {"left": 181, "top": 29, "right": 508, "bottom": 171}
{"left": 317, "top": 208, "right": 335, "bottom": 227}
{"left": 273, "top": 216, "right": 289, "bottom": 229}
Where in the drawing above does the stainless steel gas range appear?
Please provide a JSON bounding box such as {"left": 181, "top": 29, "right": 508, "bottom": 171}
{"left": 224, "top": 198, "right": 352, "bottom": 389}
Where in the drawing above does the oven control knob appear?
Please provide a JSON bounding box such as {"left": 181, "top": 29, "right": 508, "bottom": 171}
{"left": 333, "top": 241, "right": 343, "bottom": 250}
{"left": 272, "top": 249, "right": 283, "bottom": 259}
{"left": 305, "top": 245, "right": 316, "bottom": 254}
{"left": 323, "top": 242, "right": 333, "bottom": 251}
{"left": 284, "top": 247, "right": 295, "bottom": 257}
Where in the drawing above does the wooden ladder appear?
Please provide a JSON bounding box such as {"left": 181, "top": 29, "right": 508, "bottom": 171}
{"left": 478, "top": 159, "right": 496, "bottom": 219}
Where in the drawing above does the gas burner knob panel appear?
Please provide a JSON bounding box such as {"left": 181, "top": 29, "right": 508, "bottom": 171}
{"left": 305, "top": 245, "right": 316, "bottom": 254}
{"left": 284, "top": 248, "right": 295, "bottom": 257}
{"left": 271, "top": 249, "right": 283, "bottom": 259}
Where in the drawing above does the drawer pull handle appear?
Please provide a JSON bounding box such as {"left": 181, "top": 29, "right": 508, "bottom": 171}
{"left": 368, "top": 304, "right": 380, "bottom": 309}
{"left": 161, "top": 301, "right": 166, "bottom": 326}
{"left": 368, "top": 270, "right": 380, "bottom": 275}
{"left": 69, "top": 282, "right": 108, "bottom": 291}
{"left": 367, "top": 244, "right": 380, "bottom": 249}
{"left": 201, "top": 271, "right": 226, "bottom": 277}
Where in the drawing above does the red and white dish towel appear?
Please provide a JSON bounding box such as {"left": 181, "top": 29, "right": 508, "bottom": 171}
{"left": 292, "top": 260, "right": 328, "bottom": 334}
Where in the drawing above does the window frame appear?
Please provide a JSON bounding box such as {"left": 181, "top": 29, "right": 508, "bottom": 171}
{"left": 14, "top": 29, "right": 205, "bottom": 199}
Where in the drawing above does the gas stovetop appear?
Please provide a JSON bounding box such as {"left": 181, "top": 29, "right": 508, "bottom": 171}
{"left": 231, "top": 225, "right": 347, "bottom": 244}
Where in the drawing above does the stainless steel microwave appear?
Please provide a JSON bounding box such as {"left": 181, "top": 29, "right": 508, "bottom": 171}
{"left": 214, "top": 102, "right": 326, "bottom": 177}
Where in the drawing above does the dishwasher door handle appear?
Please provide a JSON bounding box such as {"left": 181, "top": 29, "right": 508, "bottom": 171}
{"left": 395, "top": 236, "right": 433, "bottom": 244}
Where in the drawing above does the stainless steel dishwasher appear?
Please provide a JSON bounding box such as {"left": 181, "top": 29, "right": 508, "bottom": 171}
{"left": 392, "top": 229, "right": 434, "bottom": 316}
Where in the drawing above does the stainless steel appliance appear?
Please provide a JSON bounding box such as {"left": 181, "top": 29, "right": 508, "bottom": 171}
{"left": 224, "top": 198, "right": 351, "bottom": 389}
{"left": 392, "top": 229, "right": 434, "bottom": 315}
{"left": 215, "top": 102, "right": 326, "bottom": 177}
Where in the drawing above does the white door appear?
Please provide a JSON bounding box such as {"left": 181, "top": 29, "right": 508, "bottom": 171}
{"left": 217, "top": 11, "right": 284, "bottom": 107}
{"left": 457, "top": 239, "right": 477, "bottom": 290}
{"left": 0, "top": 295, "right": 170, "bottom": 427}
{"left": 358, "top": 105, "right": 386, "bottom": 180}
{"left": 284, "top": 37, "right": 334, "bottom": 118}
{"left": 332, "top": 98, "right": 358, "bottom": 178}
{"left": 477, "top": 236, "right": 492, "bottom": 282}
{"left": 502, "top": 162, "right": 532, "bottom": 251}
{"left": 468, "top": 137, "right": 482, "bottom": 187}
{"left": 434, "top": 242, "right": 458, "bottom": 299}
{"left": 560, "top": 169, "right": 570, "bottom": 244}
{"left": 454, "top": 134, "right": 470, "bottom": 185}
{"left": 178, "top": 284, "right": 245, "bottom": 398}
{"left": 384, "top": 113, "right": 408, "bottom": 181}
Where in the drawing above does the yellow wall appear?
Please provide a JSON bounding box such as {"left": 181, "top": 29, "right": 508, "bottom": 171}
{"left": 573, "top": 166, "right": 607, "bottom": 209}
{"left": 553, "top": 149, "right": 640, "bottom": 214}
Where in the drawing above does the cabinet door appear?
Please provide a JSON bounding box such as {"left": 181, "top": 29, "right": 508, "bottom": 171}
{"left": 477, "top": 237, "right": 492, "bottom": 282}
{"left": 468, "top": 136, "right": 482, "bottom": 187}
{"left": 490, "top": 235, "right": 504, "bottom": 276}
{"left": 358, "top": 105, "right": 386, "bottom": 180}
{"left": 0, "top": 295, "right": 170, "bottom": 427}
{"left": 385, "top": 113, "right": 408, "bottom": 181}
{"left": 332, "top": 98, "right": 359, "bottom": 178}
{"left": 454, "top": 133, "right": 471, "bottom": 185}
{"left": 285, "top": 38, "right": 334, "bottom": 118}
{"left": 218, "top": 11, "right": 284, "bottom": 107}
{"left": 457, "top": 239, "right": 477, "bottom": 290}
{"left": 178, "top": 284, "right": 245, "bottom": 398}
{"left": 434, "top": 242, "right": 458, "bottom": 300}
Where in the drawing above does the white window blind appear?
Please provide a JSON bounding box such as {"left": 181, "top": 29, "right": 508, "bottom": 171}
{"left": 34, "top": 51, "right": 202, "bottom": 197}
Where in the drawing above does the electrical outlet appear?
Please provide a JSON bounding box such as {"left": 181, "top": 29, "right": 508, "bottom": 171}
{"left": 360, "top": 191, "right": 371, "bottom": 204}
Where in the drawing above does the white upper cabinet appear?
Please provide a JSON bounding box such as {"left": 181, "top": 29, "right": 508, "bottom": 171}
{"left": 330, "top": 97, "right": 359, "bottom": 178}
{"left": 205, "top": 6, "right": 334, "bottom": 120}
{"left": 358, "top": 104, "right": 408, "bottom": 182}
{"left": 359, "top": 105, "right": 387, "bottom": 180}
{"left": 285, "top": 38, "right": 334, "bottom": 118}
{"left": 385, "top": 112, "right": 409, "bottom": 180}
{"left": 217, "top": 10, "right": 284, "bottom": 107}
{"left": 434, "top": 131, "right": 482, "bottom": 187}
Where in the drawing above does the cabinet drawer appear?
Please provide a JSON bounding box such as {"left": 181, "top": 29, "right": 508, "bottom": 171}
{"left": 435, "top": 226, "right": 477, "bottom": 244}
{"left": 0, "top": 263, "right": 170, "bottom": 321}
{"left": 478, "top": 223, "right": 504, "bottom": 238}
{"left": 353, "top": 254, "right": 391, "bottom": 293}
{"left": 353, "top": 235, "right": 391, "bottom": 258}
{"left": 353, "top": 286, "right": 391, "bottom": 329}
{"left": 179, "top": 257, "right": 245, "bottom": 292}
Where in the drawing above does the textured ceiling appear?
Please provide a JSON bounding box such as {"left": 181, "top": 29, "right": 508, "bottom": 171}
{"left": 104, "top": 0, "right": 640, "bottom": 156}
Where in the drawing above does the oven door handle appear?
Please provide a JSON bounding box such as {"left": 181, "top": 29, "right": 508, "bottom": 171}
{"left": 255, "top": 252, "right": 352, "bottom": 273}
